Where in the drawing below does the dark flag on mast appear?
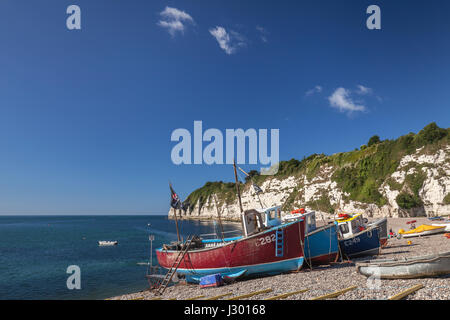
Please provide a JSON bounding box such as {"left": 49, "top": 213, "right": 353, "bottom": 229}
{"left": 169, "top": 184, "right": 182, "bottom": 210}
{"left": 253, "top": 183, "right": 263, "bottom": 194}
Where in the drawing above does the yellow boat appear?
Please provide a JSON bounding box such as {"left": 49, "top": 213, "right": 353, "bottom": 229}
{"left": 398, "top": 224, "right": 446, "bottom": 238}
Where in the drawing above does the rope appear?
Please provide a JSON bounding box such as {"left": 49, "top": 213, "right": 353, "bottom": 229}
{"left": 307, "top": 233, "right": 313, "bottom": 270}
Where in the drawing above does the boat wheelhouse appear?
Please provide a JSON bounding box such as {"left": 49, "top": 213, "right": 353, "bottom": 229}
{"left": 335, "top": 213, "right": 381, "bottom": 259}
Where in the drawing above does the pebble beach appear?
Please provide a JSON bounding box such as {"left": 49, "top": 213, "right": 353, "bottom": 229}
{"left": 109, "top": 218, "right": 450, "bottom": 301}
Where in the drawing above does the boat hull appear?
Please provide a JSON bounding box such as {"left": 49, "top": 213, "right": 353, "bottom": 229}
{"left": 156, "top": 220, "right": 305, "bottom": 283}
{"left": 339, "top": 226, "right": 381, "bottom": 259}
{"left": 304, "top": 223, "right": 339, "bottom": 266}
{"left": 356, "top": 251, "right": 450, "bottom": 279}
{"left": 400, "top": 225, "right": 446, "bottom": 238}
{"left": 432, "top": 223, "right": 450, "bottom": 232}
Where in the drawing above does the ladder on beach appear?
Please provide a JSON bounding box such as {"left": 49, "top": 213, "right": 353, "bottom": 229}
{"left": 275, "top": 229, "right": 284, "bottom": 257}
{"left": 154, "top": 235, "right": 194, "bottom": 296}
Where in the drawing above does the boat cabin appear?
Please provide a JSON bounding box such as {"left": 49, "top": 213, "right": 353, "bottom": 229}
{"left": 335, "top": 213, "right": 368, "bottom": 239}
{"left": 282, "top": 210, "right": 317, "bottom": 234}
{"left": 242, "top": 206, "right": 282, "bottom": 237}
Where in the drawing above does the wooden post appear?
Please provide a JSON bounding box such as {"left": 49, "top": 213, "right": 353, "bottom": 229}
{"left": 227, "top": 288, "right": 273, "bottom": 300}
{"left": 311, "top": 285, "right": 357, "bottom": 300}
{"left": 265, "top": 289, "right": 309, "bottom": 300}
{"left": 388, "top": 284, "right": 424, "bottom": 300}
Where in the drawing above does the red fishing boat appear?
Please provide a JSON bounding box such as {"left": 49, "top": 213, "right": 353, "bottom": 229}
{"left": 156, "top": 208, "right": 306, "bottom": 283}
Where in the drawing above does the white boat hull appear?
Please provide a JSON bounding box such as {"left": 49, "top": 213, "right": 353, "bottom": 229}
{"left": 401, "top": 228, "right": 445, "bottom": 238}
{"left": 432, "top": 223, "right": 450, "bottom": 232}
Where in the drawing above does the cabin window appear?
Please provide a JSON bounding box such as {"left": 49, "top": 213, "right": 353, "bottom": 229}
{"left": 246, "top": 214, "right": 258, "bottom": 235}
{"left": 351, "top": 220, "right": 361, "bottom": 233}
{"left": 269, "top": 209, "right": 276, "bottom": 220}
{"left": 339, "top": 223, "right": 349, "bottom": 235}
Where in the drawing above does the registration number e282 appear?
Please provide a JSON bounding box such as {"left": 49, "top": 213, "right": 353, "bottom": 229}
{"left": 255, "top": 233, "right": 276, "bottom": 247}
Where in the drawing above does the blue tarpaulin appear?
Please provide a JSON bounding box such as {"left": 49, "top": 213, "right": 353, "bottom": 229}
{"left": 199, "top": 274, "right": 223, "bottom": 288}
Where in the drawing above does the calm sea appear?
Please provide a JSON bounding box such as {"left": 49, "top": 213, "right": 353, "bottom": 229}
{"left": 0, "top": 215, "right": 241, "bottom": 300}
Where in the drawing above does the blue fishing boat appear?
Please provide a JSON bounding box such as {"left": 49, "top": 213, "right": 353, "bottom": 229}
{"left": 282, "top": 209, "right": 340, "bottom": 265}
{"left": 335, "top": 213, "right": 381, "bottom": 259}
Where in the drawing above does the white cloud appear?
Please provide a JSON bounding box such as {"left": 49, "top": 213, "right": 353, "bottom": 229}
{"left": 328, "top": 87, "right": 366, "bottom": 113}
{"left": 356, "top": 85, "right": 372, "bottom": 95}
{"left": 305, "top": 85, "right": 323, "bottom": 96}
{"left": 256, "top": 25, "right": 268, "bottom": 43}
{"left": 209, "top": 26, "right": 247, "bottom": 55}
{"left": 157, "top": 7, "right": 194, "bottom": 36}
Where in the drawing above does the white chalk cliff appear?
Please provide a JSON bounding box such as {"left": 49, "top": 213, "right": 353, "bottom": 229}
{"left": 169, "top": 145, "right": 450, "bottom": 220}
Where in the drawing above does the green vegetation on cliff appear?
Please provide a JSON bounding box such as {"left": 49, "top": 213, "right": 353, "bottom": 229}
{"left": 184, "top": 122, "right": 449, "bottom": 213}
{"left": 443, "top": 193, "right": 450, "bottom": 205}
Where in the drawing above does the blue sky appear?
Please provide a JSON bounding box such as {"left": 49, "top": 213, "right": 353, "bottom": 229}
{"left": 0, "top": 0, "right": 449, "bottom": 214}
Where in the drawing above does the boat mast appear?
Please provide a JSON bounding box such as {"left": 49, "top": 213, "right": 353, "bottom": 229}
{"left": 173, "top": 209, "right": 181, "bottom": 243}
{"left": 233, "top": 159, "right": 246, "bottom": 236}
{"left": 169, "top": 182, "right": 181, "bottom": 243}
{"left": 233, "top": 159, "right": 244, "bottom": 213}
{"left": 213, "top": 194, "right": 225, "bottom": 242}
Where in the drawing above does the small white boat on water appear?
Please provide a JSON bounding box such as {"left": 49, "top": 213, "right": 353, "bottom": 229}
{"left": 98, "top": 241, "right": 118, "bottom": 246}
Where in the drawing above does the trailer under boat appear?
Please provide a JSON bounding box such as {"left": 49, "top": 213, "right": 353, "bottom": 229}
{"left": 356, "top": 250, "right": 450, "bottom": 279}
{"left": 156, "top": 208, "right": 306, "bottom": 283}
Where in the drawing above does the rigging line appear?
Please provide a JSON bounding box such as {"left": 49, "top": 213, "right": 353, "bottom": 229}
{"left": 329, "top": 222, "right": 333, "bottom": 262}
{"left": 333, "top": 193, "right": 346, "bottom": 263}
{"left": 305, "top": 230, "right": 313, "bottom": 270}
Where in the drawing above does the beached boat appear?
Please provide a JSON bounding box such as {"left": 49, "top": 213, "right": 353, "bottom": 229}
{"left": 356, "top": 250, "right": 450, "bottom": 279}
{"left": 428, "top": 216, "right": 445, "bottom": 221}
{"left": 368, "top": 217, "right": 388, "bottom": 247}
{"left": 282, "top": 209, "right": 339, "bottom": 266}
{"left": 398, "top": 224, "right": 446, "bottom": 238}
{"left": 156, "top": 207, "right": 306, "bottom": 283}
{"left": 98, "top": 241, "right": 118, "bottom": 246}
{"left": 335, "top": 213, "right": 381, "bottom": 259}
{"left": 431, "top": 222, "right": 450, "bottom": 232}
